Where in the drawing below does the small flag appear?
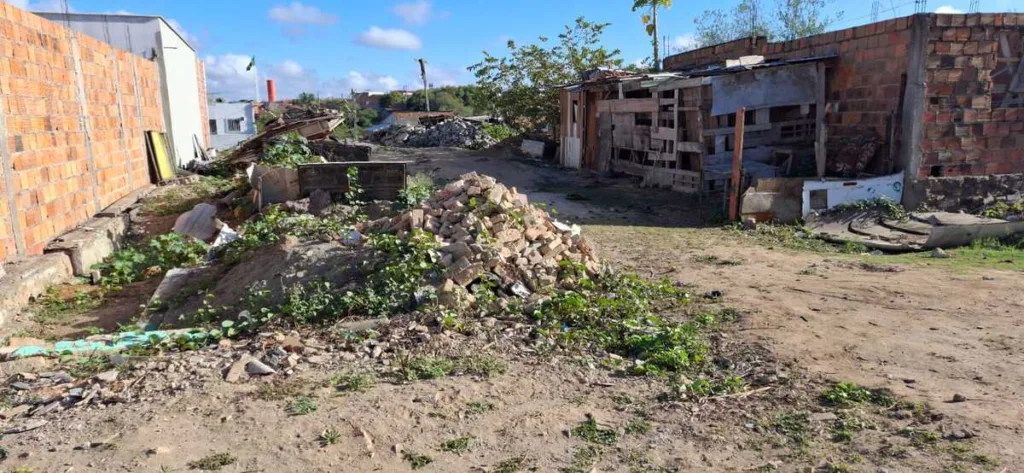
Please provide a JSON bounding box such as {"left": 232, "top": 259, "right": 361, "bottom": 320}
{"left": 246, "top": 56, "right": 256, "bottom": 71}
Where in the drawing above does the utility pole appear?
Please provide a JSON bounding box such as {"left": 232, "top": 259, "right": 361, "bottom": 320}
{"left": 417, "top": 58, "right": 430, "bottom": 113}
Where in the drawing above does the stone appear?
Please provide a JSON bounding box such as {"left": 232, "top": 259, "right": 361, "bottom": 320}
{"left": 442, "top": 242, "right": 473, "bottom": 260}
{"left": 0, "top": 357, "right": 51, "bottom": 377}
{"left": 809, "top": 412, "right": 838, "bottom": 422}
{"left": 3, "top": 419, "right": 48, "bottom": 434}
{"left": 951, "top": 393, "right": 967, "bottom": 402}
{"left": 93, "top": 370, "right": 119, "bottom": 383}
{"left": 495, "top": 229, "right": 522, "bottom": 243}
{"left": 0, "top": 404, "right": 31, "bottom": 420}
{"left": 246, "top": 359, "right": 277, "bottom": 375}
{"left": 931, "top": 248, "right": 950, "bottom": 258}
{"left": 146, "top": 446, "right": 172, "bottom": 456}
{"left": 309, "top": 189, "right": 332, "bottom": 215}
{"left": 224, "top": 355, "right": 253, "bottom": 383}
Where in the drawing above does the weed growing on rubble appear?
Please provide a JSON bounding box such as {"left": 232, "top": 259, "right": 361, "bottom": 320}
{"left": 260, "top": 133, "right": 319, "bottom": 168}
{"left": 532, "top": 271, "right": 714, "bottom": 376}
{"left": 187, "top": 452, "right": 236, "bottom": 470}
{"left": 95, "top": 234, "right": 208, "bottom": 288}
{"left": 493, "top": 455, "right": 532, "bottom": 473}
{"left": 331, "top": 370, "right": 377, "bottom": 393}
{"left": 344, "top": 167, "right": 365, "bottom": 205}
{"left": 660, "top": 375, "right": 746, "bottom": 401}
{"left": 821, "top": 382, "right": 897, "bottom": 407}
{"left": 827, "top": 197, "right": 910, "bottom": 222}
{"left": 571, "top": 416, "right": 619, "bottom": 445}
{"left": 404, "top": 451, "right": 434, "bottom": 470}
{"left": 319, "top": 428, "right": 342, "bottom": 446}
{"left": 142, "top": 175, "right": 239, "bottom": 216}
{"left": 32, "top": 287, "right": 105, "bottom": 325}
{"left": 396, "top": 173, "right": 436, "bottom": 210}
{"left": 285, "top": 396, "right": 319, "bottom": 416}
{"left": 440, "top": 436, "right": 474, "bottom": 454}
{"left": 981, "top": 200, "right": 1024, "bottom": 219}
{"left": 399, "top": 356, "right": 454, "bottom": 381}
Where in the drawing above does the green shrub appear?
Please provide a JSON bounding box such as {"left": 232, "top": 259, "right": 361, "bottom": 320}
{"left": 259, "top": 133, "right": 320, "bottom": 168}
{"left": 94, "top": 233, "right": 208, "bottom": 287}
{"left": 481, "top": 122, "right": 517, "bottom": 142}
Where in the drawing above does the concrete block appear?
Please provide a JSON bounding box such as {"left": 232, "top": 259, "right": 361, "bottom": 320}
{"left": 96, "top": 185, "right": 154, "bottom": 218}
{"left": 0, "top": 253, "right": 74, "bottom": 326}
{"left": 45, "top": 217, "right": 125, "bottom": 276}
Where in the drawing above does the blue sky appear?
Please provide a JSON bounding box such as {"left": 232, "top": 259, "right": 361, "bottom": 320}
{"left": 10, "top": 0, "right": 1017, "bottom": 100}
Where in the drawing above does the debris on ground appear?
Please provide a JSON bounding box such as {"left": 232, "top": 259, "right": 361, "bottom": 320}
{"left": 807, "top": 208, "right": 1024, "bottom": 251}
{"left": 368, "top": 118, "right": 497, "bottom": 149}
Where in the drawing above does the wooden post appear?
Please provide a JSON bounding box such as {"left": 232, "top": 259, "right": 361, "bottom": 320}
{"left": 728, "top": 107, "right": 746, "bottom": 221}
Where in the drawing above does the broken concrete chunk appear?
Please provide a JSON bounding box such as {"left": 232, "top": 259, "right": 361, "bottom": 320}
{"left": 245, "top": 359, "right": 277, "bottom": 375}
{"left": 172, "top": 203, "right": 220, "bottom": 242}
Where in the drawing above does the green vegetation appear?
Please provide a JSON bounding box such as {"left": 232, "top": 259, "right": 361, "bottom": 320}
{"left": 532, "top": 271, "right": 720, "bottom": 377}
{"left": 493, "top": 455, "right": 531, "bottom": 473}
{"left": 451, "top": 355, "right": 507, "bottom": 378}
{"left": 142, "top": 175, "right": 240, "bottom": 216}
{"left": 404, "top": 451, "right": 434, "bottom": 470}
{"left": 821, "top": 382, "right": 897, "bottom": 407}
{"left": 727, "top": 223, "right": 857, "bottom": 254}
{"left": 470, "top": 17, "right": 622, "bottom": 131}
{"left": 981, "top": 200, "right": 1024, "bottom": 219}
{"left": 65, "top": 355, "right": 114, "bottom": 379}
{"left": 285, "top": 396, "right": 319, "bottom": 416}
{"left": 481, "top": 122, "right": 517, "bottom": 142}
{"left": 187, "top": 453, "right": 236, "bottom": 470}
{"left": 570, "top": 416, "right": 619, "bottom": 445}
{"left": 763, "top": 412, "right": 811, "bottom": 447}
{"left": 465, "top": 400, "right": 496, "bottom": 416}
{"left": 94, "top": 233, "right": 208, "bottom": 288}
{"left": 826, "top": 197, "right": 910, "bottom": 222}
{"left": 625, "top": 419, "right": 652, "bottom": 435}
{"left": 395, "top": 173, "right": 436, "bottom": 210}
{"left": 567, "top": 445, "right": 602, "bottom": 472}
{"left": 331, "top": 370, "right": 376, "bottom": 393}
{"left": 899, "top": 427, "right": 941, "bottom": 447}
{"left": 663, "top": 375, "right": 746, "bottom": 400}
{"left": 319, "top": 428, "right": 342, "bottom": 446}
{"left": 879, "top": 236, "right": 1024, "bottom": 272}
{"left": 694, "top": 0, "right": 841, "bottom": 47}
{"left": 224, "top": 206, "right": 344, "bottom": 262}
{"left": 259, "top": 133, "right": 321, "bottom": 168}
{"left": 31, "top": 287, "right": 105, "bottom": 325}
{"left": 253, "top": 379, "right": 307, "bottom": 401}
{"left": 692, "top": 254, "right": 742, "bottom": 266}
{"left": 399, "top": 356, "right": 453, "bottom": 381}
{"left": 440, "top": 436, "right": 473, "bottom": 453}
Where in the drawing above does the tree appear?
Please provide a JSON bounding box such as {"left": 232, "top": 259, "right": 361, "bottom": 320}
{"left": 632, "top": 0, "right": 673, "bottom": 72}
{"left": 356, "top": 108, "right": 379, "bottom": 127}
{"left": 470, "top": 16, "right": 622, "bottom": 132}
{"left": 694, "top": 0, "right": 840, "bottom": 48}
{"left": 294, "top": 92, "right": 317, "bottom": 106}
{"left": 380, "top": 91, "right": 407, "bottom": 110}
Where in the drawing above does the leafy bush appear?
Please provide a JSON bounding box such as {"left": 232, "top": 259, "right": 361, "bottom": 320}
{"left": 259, "top": 133, "right": 320, "bottom": 168}
{"left": 395, "top": 173, "right": 435, "bottom": 210}
{"left": 826, "top": 197, "right": 909, "bottom": 222}
{"left": 981, "top": 200, "right": 1024, "bottom": 219}
{"left": 94, "top": 233, "right": 208, "bottom": 287}
{"left": 481, "top": 122, "right": 517, "bottom": 142}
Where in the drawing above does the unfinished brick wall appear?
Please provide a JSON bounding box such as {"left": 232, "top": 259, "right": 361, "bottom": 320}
{"left": 663, "top": 37, "right": 767, "bottom": 70}
{"left": 196, "top": 58, "right": 210, "bottom": 150}
{"left": 0, "top": 4, "right": 164, "bottom": 262}
{"left": 919, "top": 14, "right": 1024, "bottom": 178}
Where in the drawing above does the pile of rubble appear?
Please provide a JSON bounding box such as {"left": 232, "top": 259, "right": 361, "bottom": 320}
{"left": 369, "top": 118, "right": 497, "bottom": 149}
{"left": 362, "top": 172, "right": 599, "bottom": 305}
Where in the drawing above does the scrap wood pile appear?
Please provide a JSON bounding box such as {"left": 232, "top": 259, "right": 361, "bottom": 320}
{"left": 362, "top": 172, "right": 600, "bottom": 305}
{"left": 223, "top": 106, "right": 345, "bottom": 165}
{"left": 368, "top": 117, "right": 497, "bottom": 149}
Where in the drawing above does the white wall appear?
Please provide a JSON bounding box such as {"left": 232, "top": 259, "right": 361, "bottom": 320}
{"left": 209, "top": 102, "right": 256, "bottom": 150}
{"left": 35, "top": 13, "right": 204, "bottom": 166}
{"left": 158, "top": 20, "right": 203, "bottom": 166}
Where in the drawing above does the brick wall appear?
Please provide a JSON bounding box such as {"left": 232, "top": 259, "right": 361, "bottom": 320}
{"left": 196, "top": 58, "right": 210, "bottom": 150}
{"left": 919, "top": 14, "right": 1024, "bottom": 178}
{"left": 0, "top": 3, "right": 164, "bottom": 262}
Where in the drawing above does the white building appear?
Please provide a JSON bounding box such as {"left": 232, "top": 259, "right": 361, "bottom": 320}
{"left": 36, "top": 12, "right": 208, "bottom": 167}
{"left": 209, "top": 101, "right": 256, "bottom": 150}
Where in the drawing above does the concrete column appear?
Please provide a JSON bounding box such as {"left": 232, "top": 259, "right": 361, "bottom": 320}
{"left": 0, "top": 91, "right": 26, "bottom": 257}
{"left": 899, "top": 14, "right": 930, "bottom": 191}
{"left": 68, "top": 31, "right": 102, "bottom": 214}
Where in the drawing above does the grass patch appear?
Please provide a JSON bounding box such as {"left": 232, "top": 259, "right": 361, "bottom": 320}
{"left": 142, "top": 175, "right": 240, "bottom": 216}
{"left": 566, "top": 445, "right": 601, "bottom": 472}
{"left": 727, "top": 223, "right": 851, "bottom": 254}
{"left": 493, "top": 455, "right": 532, "bottom": 473}
{"left": 877, "top": 236, "right": 1024, "bottom": 272}
{"left": 821, "top": 382, "right": 896, "bottom": 407}
{"left": 187, "top": 452, "right": 236, "bottom": 470}
{"left": 439, "top": 436, "right": 473, "bottom": 453}
{"left": 254, "top": 379, "right": 308, "bottom": 401}
{"left": 570, "top": 416, "right": 619, "bottom": 446}
{"left": 763, "top": 412, "right": 811, "bottom": 447}
{"left": 465, "top": 400, "right": 496, "bottom": 417}
{"left": 692, "top": 254, "right": 742, "bottom": 266}
{"left": 899, "top": 427, "right": 941, "bottom": 447}
{"left": 624, "top": 419, "right": 652, "bottom": 435}
{"left": 452, "top": 355, "right": 507, "bottom": 377}
{"left": 31, "top": 287, "right": 105, "bottom": 325}
{"left": 400, "top": 356, "right": 454, "bottom": 381}
{"left": 331, "top": 370, "right": 377, "bottom": 393}
{"left": 285, "top": 396, "right": 319, "bottom": 416}
{"left": 404, "top": 451, "right": 434, "bottom": 470}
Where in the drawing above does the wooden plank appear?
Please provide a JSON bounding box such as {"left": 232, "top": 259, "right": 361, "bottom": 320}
{"left": 597, "top": 98, "right": 658, "bottom": 114}
{"left": 815, "top": 62, "right": 827, "bottom": 178}
{"left": 729, "top": 107, "right": 746, "bottom": 221}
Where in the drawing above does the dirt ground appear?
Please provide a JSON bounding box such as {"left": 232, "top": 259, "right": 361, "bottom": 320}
{"left": 3, "top": 147, "right": 1021, "bottom": 472}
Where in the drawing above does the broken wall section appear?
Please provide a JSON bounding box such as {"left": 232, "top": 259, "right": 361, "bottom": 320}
{"left": 0, "top": 4, "right": 164, "bottom": 262}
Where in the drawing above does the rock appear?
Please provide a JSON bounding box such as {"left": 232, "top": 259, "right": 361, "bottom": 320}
{"left": 10, "top": 382, "right": 33, "bottom": 391}
{"left": 3, "top": 419, "right": 48, "bottom": 434}
{"left": 742, "top": 217, "right": 757, "bottom": 230}
{"left": 309, "top": 189, "right": 332, "bottom": 215}
{"left": 146, "top": 446, "right": 172, "bottom": 456}
{"left": 245, "top": 359, "right": 277, "bottom": 375}
{"left": 951, "top": 393, "right": 967, "bottom": 403}
{"left": 945, "top": 429, "right": 976, "bottom": 440}
{"left": 94, "top": 370, "right": 119, "bottom": 383}
{"left": 0, "top": 404, "right": 32, "bottom": 419}
{"left": 0, "top": 357, "right": 50, "bottom": 377}
{"left": 30, "top": 401, "right": 61, "bottom": 416}
{"left": 305, "top": 355, "right": 327, "bottom": 365}
{"left": 931, "top": 248, "right": 950, "bottom": 259}
{"left": 225, "top": 355, "right": 253, "bottom": 383}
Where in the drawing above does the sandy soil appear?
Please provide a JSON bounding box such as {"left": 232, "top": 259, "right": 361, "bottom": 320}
{"left": 3, "top": 147, "right": 1020, "bottom": 472}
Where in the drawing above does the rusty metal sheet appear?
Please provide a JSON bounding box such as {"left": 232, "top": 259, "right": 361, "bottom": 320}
{"left": 298, "top": 162, "right": 408, "bottom": 201}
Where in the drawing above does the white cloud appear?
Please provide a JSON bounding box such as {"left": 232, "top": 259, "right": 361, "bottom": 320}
{"left": 11, "top": 0, "right": 74, "bottom": 12}
{"left": 166, "top": 18, "right": 202, "bottom": 50}
{"left": 355, "top": 27, "right": 422, "bottom": 50}
{"left": 670, "top": 34, "right": 699, "bottom": 53}
{"left": 392, "top": 0, "right": 433, "bottom": 26}
{"left": 203, "top": 54, "right": 400, "bottom": 101}
{"left": 268, "top": 2, "right": 338, "bottom": 25}
{"left": 935, "top": 5, "right": 964, "bottom": 13}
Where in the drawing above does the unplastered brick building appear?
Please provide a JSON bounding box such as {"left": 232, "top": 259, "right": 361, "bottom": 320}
{"left": 663, "top": 13, "right": 1024, "bottom": 209}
